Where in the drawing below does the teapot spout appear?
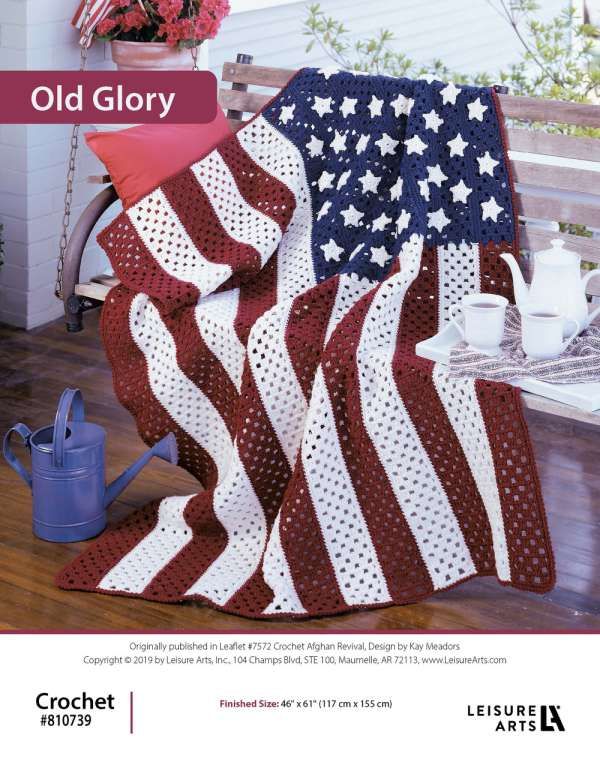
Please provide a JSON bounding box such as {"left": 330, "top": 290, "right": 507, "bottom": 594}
{"left": 103, "top": 433, "right": 178, "bottom": 509}
{"left": 500, "top": 251, "right": 529, "bottom": 307}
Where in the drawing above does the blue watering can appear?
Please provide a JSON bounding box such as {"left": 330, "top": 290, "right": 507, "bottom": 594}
{"left": 3, "top": 388, "right": 178, "bottom": 543}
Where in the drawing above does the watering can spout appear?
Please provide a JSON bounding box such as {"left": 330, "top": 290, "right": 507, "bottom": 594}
{"left": 103, "top": 433, "right": 178, "bottom": 509}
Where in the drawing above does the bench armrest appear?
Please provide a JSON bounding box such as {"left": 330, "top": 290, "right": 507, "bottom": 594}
{"left": 63, "top": 185, "right": 119, "bottom": 332}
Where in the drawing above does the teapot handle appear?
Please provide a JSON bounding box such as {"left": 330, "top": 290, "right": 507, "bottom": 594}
{"left": 3, "top": 424, "right": 33, "bottom": 488}
{"left": 582, "top": 268, "right": 600, "bottom": 325}
{"left": 53, "top": 389, "right": 85, "bottom": 468}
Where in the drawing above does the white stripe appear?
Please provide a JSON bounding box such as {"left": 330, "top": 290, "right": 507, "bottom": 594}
{"left": 432, "top": 364, "right": 511, "bottom": 580}
{"left": 263, "top": 514, "right": 306, "bottom": 615}
{"left": 98, "top": 495, "right": 194, "bottom": 594}
{"left": 437, "top": 241, "right": 480, "bottom": 330}
{"left": 247, "top": 300, "right": 308, "bottom": 468}
{"left": 191, "top": 150, "right": 282, "bottom": 267}
{"left": 129, "top": 293, "right": 232, "bottom": 483}
{"left": 185, "top": 448, "right": 266, "bottom": 605}
{"left": 195, "top": 288, "right": 245, "bottom": 393}
{"left": 357, "top": 235, "right": 477, "bottom": 590}
{"left": 324, "top": 274, "right": 375, "bottom": 345}
{"left": 302, "top": 366, "right": 392, "bottom": 606}
{"left": 237, "top": 116, "right": 316, "bottom": 303}
{"left": 129, "top": 188, "right": 232, "bottom": 296}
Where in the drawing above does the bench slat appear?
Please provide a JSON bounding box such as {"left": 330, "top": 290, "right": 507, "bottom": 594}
{"left": 219, "top": 87, "right": 271, "bottom": 114}
{"left": 507, "top": 127, "right": 600, "bottom": 162}
{"left": 221, "top": 61, "right": 295, "bottom": 88}
{"left": 511, "top": 160, "right": 600, "bottom": 196}
{"left": 498, "top": 94, "right": 600, "bottom": 127}
{"left": 515, "top": 192, "right": 600, "bottom": 228}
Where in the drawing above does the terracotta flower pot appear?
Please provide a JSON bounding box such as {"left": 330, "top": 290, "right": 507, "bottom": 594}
{"left": 110, "top": 40, "right": 200, "bottom": 71}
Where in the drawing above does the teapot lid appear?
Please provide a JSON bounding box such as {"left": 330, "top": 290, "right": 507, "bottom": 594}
{"left": 536, "top": 237, "right": 579, "bottom": 266}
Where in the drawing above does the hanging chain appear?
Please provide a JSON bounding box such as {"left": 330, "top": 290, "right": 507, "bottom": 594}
{"left": 56, "top": 0, "right": 93, "bottom": 300}
{"left": 189, "top": 0, "right": 200, "bottom": 70}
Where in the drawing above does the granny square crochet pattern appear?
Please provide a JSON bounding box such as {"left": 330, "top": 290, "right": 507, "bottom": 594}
{"left": 57, "top": 68, "right": 555, "bottom": 617}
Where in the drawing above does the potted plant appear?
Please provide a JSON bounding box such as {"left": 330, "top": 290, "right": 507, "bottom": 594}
{"left": 95, "top": 0, "right": 230, "bottom": 71}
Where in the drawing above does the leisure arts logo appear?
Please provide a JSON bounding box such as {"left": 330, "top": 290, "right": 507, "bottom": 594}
{"left": 467, "top": 704, "right": 565, "bottom": 732}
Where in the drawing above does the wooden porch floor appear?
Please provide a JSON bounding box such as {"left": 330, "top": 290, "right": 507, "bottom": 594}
{"left": 1, "top": 311, "right": 599, "bottom": 632}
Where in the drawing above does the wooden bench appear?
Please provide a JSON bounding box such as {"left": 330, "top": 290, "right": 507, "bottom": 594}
{"left": 63, "top": 54, "right": 600, "bottom": 426}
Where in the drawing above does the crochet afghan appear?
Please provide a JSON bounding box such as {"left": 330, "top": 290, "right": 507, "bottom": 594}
{"left": 58, "top": 67, "right": 555, "bottom": 617}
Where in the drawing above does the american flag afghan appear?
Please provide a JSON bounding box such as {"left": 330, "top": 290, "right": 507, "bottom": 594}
{"left": 57, "top": 68, "right": 555, "bottom": 617}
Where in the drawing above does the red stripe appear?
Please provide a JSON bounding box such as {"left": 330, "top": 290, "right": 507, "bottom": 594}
{"left": 397, "top": 245, "right": 439, "bottom": 351}
{"left": 156, "top": 301, "right": 239, "bottom": 437}
{"left": 392, "top": 351, "right": 496, "bottom": 577}
{"left": 101, "top": 285, "right": 219, "bottom": 487}
{"left": 140, "top": 493, "right": 229, "bottom": 602}
{"left": 56, "top": 500, "right": 161, "bottom": 592}
{"left": 161, "top": 168, "right": 261, "bottom": 280}
{"left": 475, "top": 379, "right": 555, "bottom": 592}
{"left": 320, "top": 288, "right": 435, "bottom": 602}
{"left": 286, "top": 277, "right": 339, "bottom": 400}
{"left": 98, "top": 213, "right": 199, "bottom": 311}
{"left": 235, "top": 255, "right": 278, "bottom": 345}
{"left": 278, "top": 465, "right": 347, "bottom": 615}
{"left": 218, "top": 136, "right": 296, "bottom": 232}
{"left": 479, "top": 239, "right": 515, "bottom": 302}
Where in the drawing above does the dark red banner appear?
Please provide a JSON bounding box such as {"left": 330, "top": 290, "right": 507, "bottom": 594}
{"left": 0, "top": 71, "right": 217, "bottom": 124}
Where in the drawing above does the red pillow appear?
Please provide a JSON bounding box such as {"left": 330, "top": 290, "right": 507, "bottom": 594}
{"left": 85, "top": 107, "right": 232, "bottom": 208}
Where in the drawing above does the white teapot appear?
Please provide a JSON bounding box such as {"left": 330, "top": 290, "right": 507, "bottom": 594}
{"left": 500, "top": 238, "right": 600, "bottom": 331}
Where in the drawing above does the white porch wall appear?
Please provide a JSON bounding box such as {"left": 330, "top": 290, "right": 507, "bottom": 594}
{"left": 0, "top": 0, "right": 115, "bottom": 329}
{"left": 0, "top": 0, "right": 568, "bottom": 329}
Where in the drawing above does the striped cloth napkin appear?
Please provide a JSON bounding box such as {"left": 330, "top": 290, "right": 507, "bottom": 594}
{"left": 449, "top": 305, "right": 600, "bottom": 383}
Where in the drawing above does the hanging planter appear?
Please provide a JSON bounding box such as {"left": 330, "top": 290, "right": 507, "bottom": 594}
{"left": 92, "top": 0, "right": 230, "bottom": 71}
{"left": 110, "top": 39, "right": 201, "bottom": 70}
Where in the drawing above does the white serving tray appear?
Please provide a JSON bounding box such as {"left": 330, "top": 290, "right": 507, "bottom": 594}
{"left": 416, "top": 323, "right": 600, "bottom": 413}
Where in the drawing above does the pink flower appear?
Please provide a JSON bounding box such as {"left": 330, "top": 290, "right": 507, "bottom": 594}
{"left": 96, "top": 17, "right": 120, "bottom": 34}
{"left": 155, "top": 0, "right": 183, "bottom": 23}
{"left": 111, "top": 0, "right": 131, "bottom": 7}
{"left": 121, "top": 8, "right": 150, "bottom": 31}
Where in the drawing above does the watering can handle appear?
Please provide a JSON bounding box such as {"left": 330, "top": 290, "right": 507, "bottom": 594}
{"left": 53, "top": 388, "right": 85, "bottom": 468}
{"left": 3, "top": 423, "right": 33, "bottom": 488}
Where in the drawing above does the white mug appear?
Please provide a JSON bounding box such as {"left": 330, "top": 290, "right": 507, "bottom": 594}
{"left": 449, "top": 293, "right": 508, "bottom": 356}
{"left": 520, "top": 303, "right": 580, "bottom": 360}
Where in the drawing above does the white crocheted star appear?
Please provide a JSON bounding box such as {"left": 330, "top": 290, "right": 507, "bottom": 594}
{"left": 337, "top": 170, "right": 351, "bottom": 189}
{"left": 279, "top": 104, "right": 295, "bottom": 124}
{"left": 447, "top": 132, "right": 468, "bottom": 157}
{"left": 477, "top": 150, "right": 499, "bottom": 176}
{"left": 340, "top": 97, "right": 357, "bottom": 117}
{"left": 396, "top": 209, "right": 411, "bottom": 234}
{"left": 369, "top": 245, "right": 392, "bottom": 267}
{"left": 404, "top": 135, "right": 428, "bottom": 155}
{"left": 375, "top": 133, "right": 399, "bottom": 157}
{"left": 423, "top": 109, "right": 444, "bottom": 133}
{"left": 481, "top": 196, "right": 504, "bottom": 222}
{"left": 321, "top": 238, "right": 344, "bottom": 261}
{"left": 331, "top": 130, "right": 347, "bottom": 154}
{"left": 449, "top": 178, "right": 472, "bottom": 203}
{"left": 440, "top": 81, "right": 461, "bottom": 105}
{"left": 389, "top": 177, "right": 403, "bottom": 201}
{"left": 356, "top": 134, "right": 370, "bottom": 154}
{"left": 313, "top": 96, "right": 333, "bottom": 117}
{"left": 427, "top": 164, "right": 448, "bottom": 188}
{"left": 372, "top": 212, "right": 392, "bottom": 232}
{"left": 317, "top": 200, "right": 332, "bottom": 220}
{"left": 306, "top": 135, "right": 324, "bottom": 158}
{"left": 368, "top": 95, "right": 384, "bottom": 118}
{"left": 467, "top": 97, "right": 488, "bottom": 121}
{"left": 358, "top": 169, "right": 381, "bottom": 194}
{"left": 427, "top": 207, "right": 451, "bottom": 232}
{"left": 341, "top": 205, "right": 364, "bottom": 227}
{"left": 390, "top": 93, "right": 413, "bottom": 117}
{"left": 418, "top": 179, "right": 430, "bottom": 201}
{"left": 317, "top": 170, "right": 335, "bottom": 191}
